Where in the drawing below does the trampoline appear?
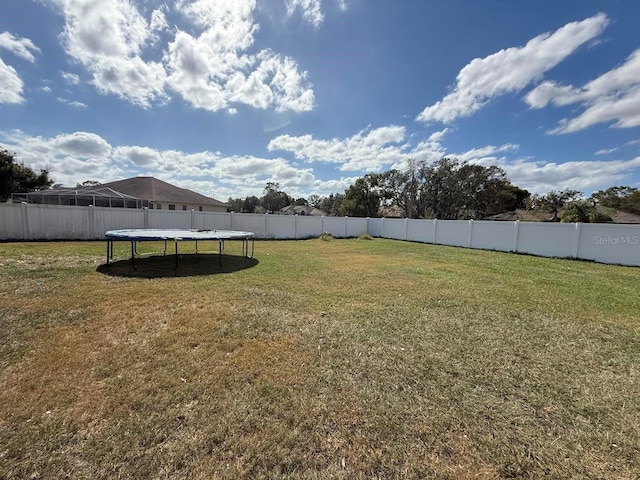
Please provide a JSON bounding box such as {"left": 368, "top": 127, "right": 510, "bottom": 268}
{"left": 105, "top": 229, "right": 255, "bottom": 270}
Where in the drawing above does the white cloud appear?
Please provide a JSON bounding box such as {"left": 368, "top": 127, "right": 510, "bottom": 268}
{"left": 0, "top": 32, "right": 40, "bottom": 62}
{"left": 0, "top": 128, "right": 337, "bottom": 198}
{"left": 286, "top": 0, "right": 324, "bottom": 27}
{"left": 268, "top": 125, "right": 409, "bottom": 171}
{"left": 500, "top": 157, "right": 640, "bottom": 194}
{"left": 456, "top": 144, "right": 519, "bottom": 164}
{"left": 54, "top": 0, "right": 168, "bottom": 107}
{"left": 0, "top": 58, "right": 25, "bottom": 104}
{"left": 595, "top": 147, "right": 619, "bottom": 155}
{"left": 165, "top": 0, "right": 314, "bottom": 112}
{"left": 51, "top": 0, "right": 315, "bottom": 113}
{"left": 416, "top": 13, "right": 609, "bottom": 124}
{"left": 57, "top": 97, "right": 88, "bottom": 108}
{"left": 0, "top": 32, "right": 40, "bottom": 104}
{"left": 61, "top": 71, "right": 80, "bottom": 85}
{"left": 51, "top": 131, "right": 112, "bottom": 157}
{"left": 526, "top": 49, "right": 640, "bottom": 134}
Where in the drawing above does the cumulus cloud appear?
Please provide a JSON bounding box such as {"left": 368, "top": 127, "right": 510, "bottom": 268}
{"left": 526, "top": 49, "right": 640, "bottom": 133}
{"left": 286, "top": 0, "right": 324, "bottom": 27}
{"left": 0, "top": 32, "right": 40, "bottom": 104}
{"left": 166, "top": 0, "right": 314, "bottom": 112}
{"left": 0, "top": 128, "right": 338, "bottom": 198}
{"left": 51, "top": 0, "right": 315, "bottom": 113}
{"left": 0, "top": 58, "right": 25, "bottom": 104}
{"left": 499, "top": 157, "right": 640, "bottom": 194}
{"left": 54, "top": 0, "right": 168, "bottom": 107}
{"left": 416, "top": 13, "right": 609, "bottom": 124}
{"left": 0, "top": 32, "right": 40, "bottom": 62}
{"left": 268, "top": 125, "right": 410, "bottom": 171}
{"left": 61, "top": 71, "right": 80, "bottom": 85}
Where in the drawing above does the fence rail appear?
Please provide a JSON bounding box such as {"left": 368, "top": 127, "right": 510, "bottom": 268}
{"left": 1, "top": 203, "right": 639, "bottom": 266}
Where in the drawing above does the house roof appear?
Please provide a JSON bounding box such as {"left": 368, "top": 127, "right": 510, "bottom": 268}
{"left": 100, "top": 177, "right": 227, "bottom": 207}
{"left": 280, "top": 204, "right": 328, "bottom": 216}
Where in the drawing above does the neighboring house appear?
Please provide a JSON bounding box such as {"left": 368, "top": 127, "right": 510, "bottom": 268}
{"left": 100, "top": 177, "right": 228, "bottom": 212}
{"left": 11, "top": 176, "right": 228, "bottom": 212}
{"left": 279, "top": 204, "right": 328, "bottom": 216}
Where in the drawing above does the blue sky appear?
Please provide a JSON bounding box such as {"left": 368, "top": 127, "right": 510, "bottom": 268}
{"left": 2, "top": 0, "right": 640, "bottom": 202}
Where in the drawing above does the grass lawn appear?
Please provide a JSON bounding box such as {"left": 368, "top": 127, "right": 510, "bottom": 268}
{"left": 1, "top": 238, "right": 639, "bottom": 479}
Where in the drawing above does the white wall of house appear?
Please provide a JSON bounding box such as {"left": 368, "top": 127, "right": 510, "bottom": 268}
{"left": 152, "top": 202, "right": 226, "bottom": 213}
{"left": 1, "top": 203, "right": 639, "bottom": 267}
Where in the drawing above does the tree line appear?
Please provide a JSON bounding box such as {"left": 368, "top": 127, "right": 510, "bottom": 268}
{"left": 3, "top": 147, "right": 639, "bottom": 223}
{"left": 228, "top": 157, "right": 640, "bottom": 222}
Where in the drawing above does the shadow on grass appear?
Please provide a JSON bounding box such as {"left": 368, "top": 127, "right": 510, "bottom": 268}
{"left": 96, "top": 253, "right": 259, "bottom": 278}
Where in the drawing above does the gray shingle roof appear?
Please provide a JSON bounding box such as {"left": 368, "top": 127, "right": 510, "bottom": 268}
{"left": 100, "top": 177, "right": 227, "bottom": 207}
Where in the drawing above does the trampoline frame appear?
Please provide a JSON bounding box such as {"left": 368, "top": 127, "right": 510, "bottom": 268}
{"left": 105, "top": 229, "right": 255, "bottom": 270}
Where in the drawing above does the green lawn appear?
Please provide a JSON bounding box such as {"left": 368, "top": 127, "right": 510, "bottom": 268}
{"left": 1, "top": 239, "right": 639, "bottom": 479}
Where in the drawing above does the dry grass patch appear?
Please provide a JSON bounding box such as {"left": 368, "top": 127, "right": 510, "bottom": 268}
{"left": 1, "top": 239, "right": 639, "bottom": 479}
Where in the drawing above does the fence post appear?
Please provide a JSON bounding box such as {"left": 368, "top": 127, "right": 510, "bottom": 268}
{"left": 381, "top": 217, "right": 385, "bottom": 238}
{"left": 468, "top": 219, "right": 474, "bottom": 248}
{"left": 573, "top": 222, "right": 582, "bottom": 259}
{"left": 144, "top": 207, "right": 150, "bottom": 229}
{"left": 513, "top": 220, "right": 520, "bottom": 252}
{"left": 405, "top": 218, "right": 409, "bottom": 241}
{"left": 344, "top": 216, "right": 348, "bottom": 238}
{"left": 295, "top": 214, "right": 298, "bottom": 239}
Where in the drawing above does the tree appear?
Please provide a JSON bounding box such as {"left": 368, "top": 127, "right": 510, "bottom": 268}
{"left": 340, "top": 175, "right": 381, "bottom": 217}
{"left": 1, "top": 148, "right": 53, "bottom": 202}
{"left": 318, "top": 193, "right": 344, "bottom": 216}
{"left": 590, "top": 186, "right": 640, "bottom": 215}
{"left": 76, "top": 180, "right": 100, "bottom": 187}
{"left": 260, "top": 182, "right": 291, "bottom": 213}
{"left": 561, "top": 200, "right": 612, "bottom": 223}
{"left": 530, "top": 189, "right": 581, "bottom": 221}
{"left": 308, "top": 194, "right": 322, "bottom": 208}
{"left": 378, "top": 159, "right": 428, "bottom": 219}
{"left": 242, "top": 195, "right": 260, "bottom": 213}
{"left": 227, "top": 197, "right": 244, "bottom": 212}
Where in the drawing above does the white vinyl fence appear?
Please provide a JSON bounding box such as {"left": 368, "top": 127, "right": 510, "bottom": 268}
{"left": 1, "top": 203, "right": 639, "bottom": 266}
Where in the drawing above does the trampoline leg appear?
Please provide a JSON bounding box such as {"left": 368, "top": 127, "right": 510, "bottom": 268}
{"left": 106, "top": 240, "right": 112, "bottom": 265}
{"left": 131, "top": 241, "right": 137, "bottom": 270}
{"left": 174, "top": 239, "right": 179, "bottom": 271}
{"left": 218, "top": 240, "right": 223, "bottom": 267}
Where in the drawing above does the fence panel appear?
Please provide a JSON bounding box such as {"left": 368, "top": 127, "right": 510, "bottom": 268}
{"left": 230, "top": 213, "right": 267, "bottom": 237}
{"left": 346, "top": 217, "right": 368, "bottom": 237}
{"left": 368, "top": 218, "right": 383, "bottom": 237}
{"left": 471, "top": 221, "right": 517, "bottom": 252}
{"left": 435, "top": 220, "right": 470, "bottom": 247}
{"left": 265, "top": 215, "right": 295, "bottom": 239}
{"left": 295, "top": 216, "right": 323, "bottom": 238}
{"left": 27, "top": 205, "right": 89, "bottom": 240}
{"left": 93, "top": 207, "right": 145, "bottom": 237}
{"left": 516, "top": 222, "right": 577, "bottom": 258}
{"left": 406, "top": 219, "right": 435, "bottom": 243}
{"left": 0, "top": 204, "right": 24, "bottom": 239}
{"left": 382, "top": 218, "right": 407, "bottom": 240}
{"left": 321, "top": 216, "right": 347, "bottom": 237}
{"left": 577, "top": 223, "right": 640, "bottom": 266}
